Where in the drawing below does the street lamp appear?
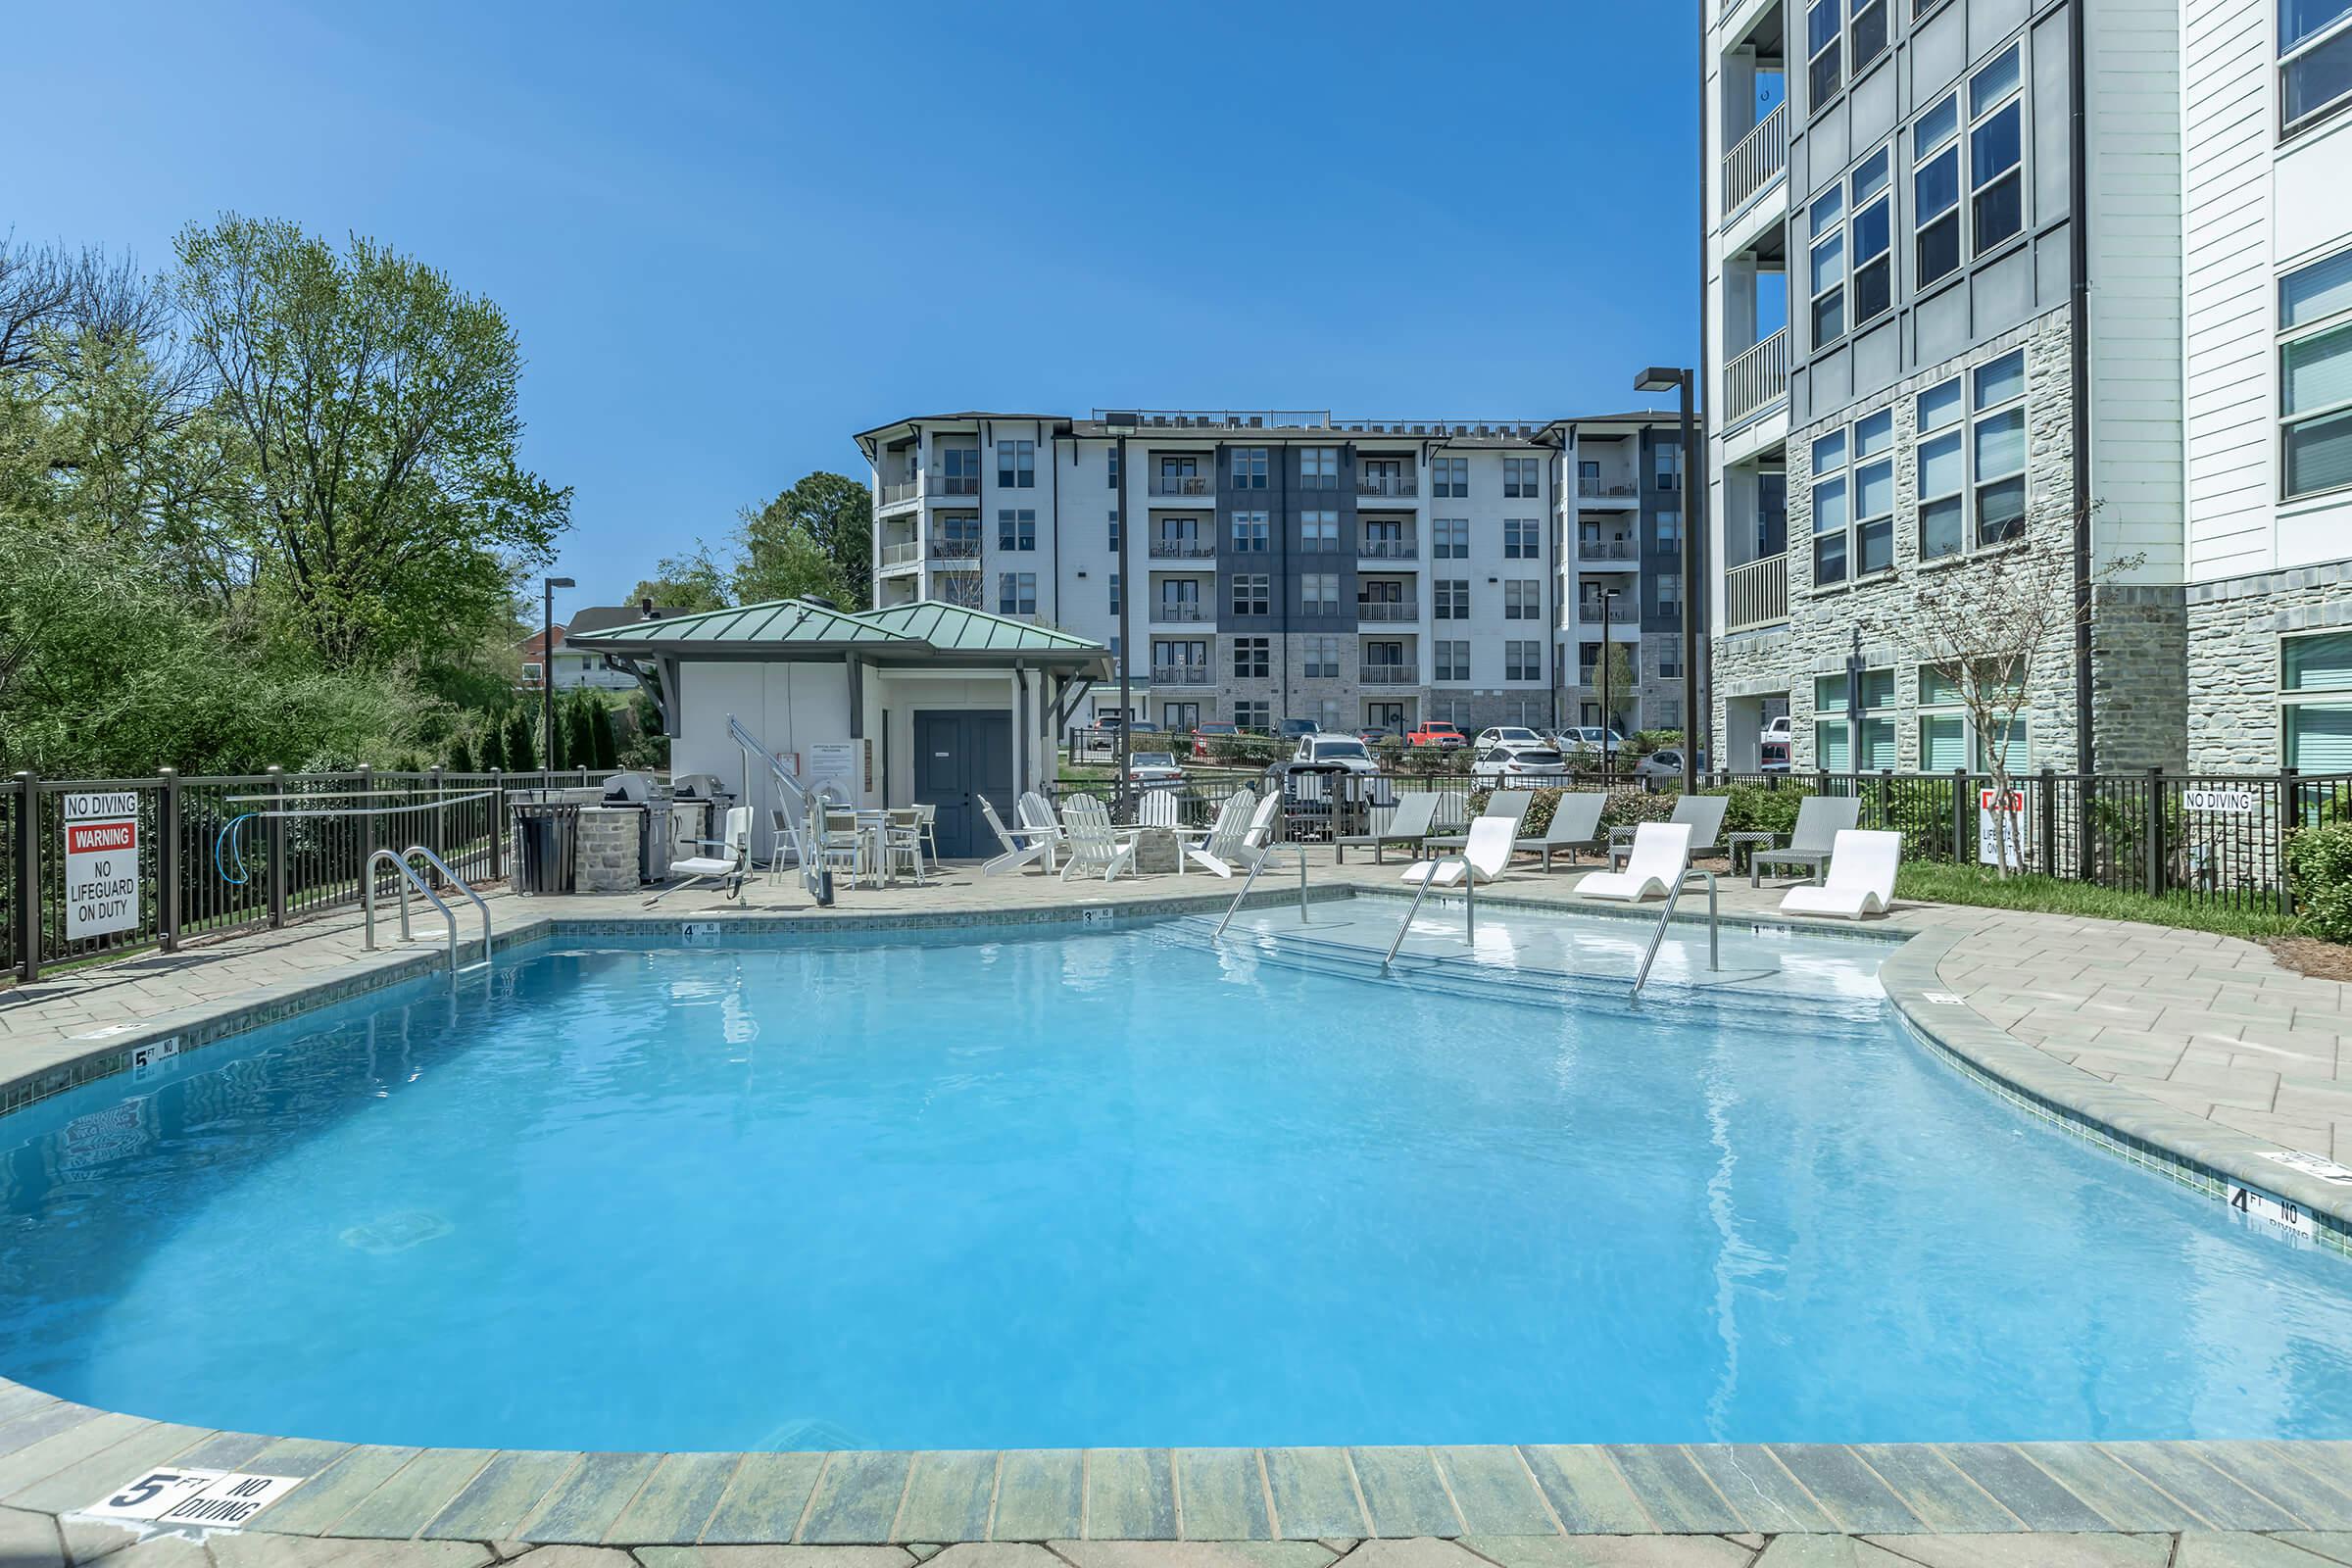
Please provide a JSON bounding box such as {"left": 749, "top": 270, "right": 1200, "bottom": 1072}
{"left": 1636, "top": 366, "right": 1700, "bottom": 793}
{"left": 1600, "top": 587, "right": 1620, "bottom": 773}
{"left": 542, "top": 575, "right": 576, "bottom": 773}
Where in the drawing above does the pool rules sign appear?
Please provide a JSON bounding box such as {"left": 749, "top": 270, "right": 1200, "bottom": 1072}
{"left": 64, "top": 792, "right": 139, "bottom": 941}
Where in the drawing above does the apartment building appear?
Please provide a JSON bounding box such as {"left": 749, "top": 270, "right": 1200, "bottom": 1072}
{"left": 858, "top": 409, "right": 1692, "bottom": 738}
{"left": 1703, "top": 0, "right": 2352, "bottom": 775}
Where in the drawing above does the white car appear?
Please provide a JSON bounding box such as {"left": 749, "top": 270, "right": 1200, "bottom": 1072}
{"left": 1473, "top": 725, "right": 1547, "bottom": 757}
{"left": 1552, "top": 725, "right": 1625, "bottom": 753}
{"left": 1472, "top": 741, "right": 1569, "bottom": 781}
{"left": 1126, "top": 751, "right": 1186, "bottom": 786}
{"left": 1288, "top": 734, "right": 1381, "bottom": 774}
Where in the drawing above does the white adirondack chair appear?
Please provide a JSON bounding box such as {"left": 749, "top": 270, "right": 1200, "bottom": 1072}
{"left": 979, "top": 794, "right": 1054, "bottom": 876}
{"left": 1058, "top": 794, "right": 1139, "bottom": 882}
{"left": 1187, "top": 790, "right": 1273, "bottom": 877}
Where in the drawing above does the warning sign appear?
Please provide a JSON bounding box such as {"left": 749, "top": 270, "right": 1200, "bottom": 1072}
{"left": 63, "top": 792, "right": 139, "bottom": 941}
{"left": 1977, "top": 787, "right": 2028, "bottom": 868}
{"left": 84, "top": 1468, "right": 302, "bottom": 1526}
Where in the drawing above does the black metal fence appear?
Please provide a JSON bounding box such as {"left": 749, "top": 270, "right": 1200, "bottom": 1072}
{"left": 6, "top": 766, "right": 619, "bottom": 984}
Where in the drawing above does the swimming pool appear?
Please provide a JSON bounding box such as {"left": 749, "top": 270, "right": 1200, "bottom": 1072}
{"left": 3, "top": 908, "right": 2350, "bottom": 1452}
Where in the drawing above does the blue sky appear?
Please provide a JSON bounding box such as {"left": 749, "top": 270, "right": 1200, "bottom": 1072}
{"left": 13, "top": 1, "right": 1699, "bottom": 610}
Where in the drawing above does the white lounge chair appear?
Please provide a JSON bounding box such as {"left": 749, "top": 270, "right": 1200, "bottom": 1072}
{"left": 1399, "top": 813, "right": 1516, "bottom": 888}
{"left": 1576, "top": 821, "right": 1692, "bottom": 902}
{"left": 1192, "top": 792, "right": 1280, "bottom": 878}
{"left": 1058, "top": 794, "right": 1139, "bottom": 882}
{"left": 1424, "top": 787, "right": 1535, "bottom": 853}
{"left": 979, "top": 794, "right": 1054, "bottom": 876}
{"left": 1516, "top": 792, "right": 1606, "bottom": 871}
{"left": 1337, "top": 791, "right": 1437, "bottom": 863}
{"left": 1782, "top": 829, "right": 1901, "bottom": 919}
{"left": 647, "top": 806, "right": 751, "bottom": 905}
{"left": 1178, "top": 789, "right": 1253, "bottom": 876}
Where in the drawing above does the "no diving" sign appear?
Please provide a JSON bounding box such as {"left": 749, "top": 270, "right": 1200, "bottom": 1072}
{"left": 63, "top": 792, "right": 139, "bottom": 942}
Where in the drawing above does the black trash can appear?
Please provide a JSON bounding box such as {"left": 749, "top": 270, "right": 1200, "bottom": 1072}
{"left": 512, "top": 803, "right": 580, "bottom": 895}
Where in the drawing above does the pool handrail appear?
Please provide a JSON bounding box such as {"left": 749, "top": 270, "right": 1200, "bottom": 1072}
{"left": 1632, "top": 867, "right": 1722, "bottom": 995}
{"left": 1212, "top": 808, "right": 1310, "bottom": 937}
{"left": 1382, "top": 851, "right": 1475, "bottom": 970}
{"left": 364, "top": 848, "right": 462, "bottom": 971}
{"left": 403, "top": 843, "right": 491, "bottom": 969}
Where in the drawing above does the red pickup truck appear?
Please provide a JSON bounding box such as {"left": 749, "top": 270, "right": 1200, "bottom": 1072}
{"left": 1406, "top": 720, "right": 1467, "bottom": 749}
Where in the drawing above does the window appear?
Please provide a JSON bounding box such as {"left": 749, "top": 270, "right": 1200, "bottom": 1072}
{"left": 1506, "top": 641, "right": 1542, "bottom": 682}
{"left": 1970, "top": 46, "right": 2026, "bottom": 253}
{"left": 1503, "top": 457, "right": 1541, "bottom": 498}
{"left": 1109, "top": 573, "right": 1120, "bottom": 615}
{"left": 1434, "top": 517, "right": 1469, "bottom": 558}
{"left": 1301, "top": 573, "right": 1340, "bottom": 615}
{"left": 1919, "top": 665, "right": 2033, "bottom": 769}
{"left": 940, "top": 445, "right": 982, "bottom": 495}
{"left": 1808, "top": 0, "right": 1840, "bottom": 107}
{"left": 1303, "top": 635, "right": 1340, "bottom": 678}
{"left": 998, "top": 572, "right": 1036, "bottom": 615}
{"left": 1809, "top": 184, "right": 1845, "bottom": 342}
{"left": 998, "top": 439, "right": 1035, "bottom": 489}
{"left": 1301, "top": 510, "right": 1340, "bottom": 551}
{"left": 1850, "top": 0, "right": 1888, "bottom": 74}
{"left": 997, "top": 509, "right": 1036, "bottom": 551}
{"left": 1108, "top": 511, "right": 1121, "bottom": 552}
{"left": 1505, "top": 579, "right": 1542, "bottom": 618}
{"left": 1233, "top": 636, "right": 1270, "bottom": 678}
{"left": 2283, "top": 0, "right": 2352, "bottom": 135}
{"left": 1435, "top": 579, "right": 1470, "bottom": 618}
{"left": 1852, "top": 410, "right": 1895, "bottom": 574}
{"left": 1657, "top": 511, "right": 1682, "bottom": 550}
{"left": 1810, "top": 426, "right": 1849, "bottom": 586}
{"left": 1815, "top": 668, "right": 1895, "bottom": 769}
{"left": 1658, "top": 571, "right": 1684, "bottom": 612}
{"left": 1233, "top": 574, "right": 1269, "bottom": 615}
{"left": 1231, "top": 511, "right": 1269, "bottom": 551}
{"left": 2283, "top": 630, "right": 2352, "bottom": 767}
{"left": 1432, "top": 456, "right": 1468, "bottom": 498}
{"left": 1107, "top": 448, "right": 1120, "bottom": 488}
{"left": 1654, "top": 441, "right": 1681, "bottom": 491}
{"left": 1913, "top": 92, "right": 1963, "bottom": 287}
{"left": 1154, "top": 640, "right": 1207, "bottom": 672}
{"left": 1235, "top": 700, "right": 1271, "bottom": 730}
{"left": 2281, "top": 248, "right": 2352, "bottom": 498}
{"left": 1231, "top": 448, "right": 1269, "bottom": 489}
{"left": 1504, "top": 518, "right": 1540, "bottom": 558}
{"left": 1916, "top": 378, "right": 1966, "bottom": 560}
{"left": 1436, "top": 641, "right": 1470, "bottom": 681}
{"left": 1973, "top": 349, "right": 2028, "bottom": 545}
{"left": 1300, "top": 447, "right": 1339, "bottom": 489}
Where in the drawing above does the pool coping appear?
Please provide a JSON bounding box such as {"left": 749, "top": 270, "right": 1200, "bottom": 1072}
{"left": 7, "top": 884, "right": 2352, "bottom": 1547}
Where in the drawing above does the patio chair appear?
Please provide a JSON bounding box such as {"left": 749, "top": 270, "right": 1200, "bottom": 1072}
{"left": 1423, "top": 787, "right": 1535, "bottom": 852}
{"left": 818, "top": 807, "right": 870, "bottom": 889}
{"left": 1058, "top": 794, "right": 1140, "bottom": 882}
{"left": 1191, "top": 791, "right": 1278, "bottom": 878}
{"left": 1178, "top": 789, "right": 1254, "bottom": 876}
{"left": 1576, "top": 821, "right": 1693, "bottom": 903}
{"left": 1782, "top": 829, "right": 1901, "bottom": 919}
{"left": 1399, "top": 813, "right": 1516, "bottom": 888}
{"left": 1748, "top": 795, "right": 1861, "bottom": 886}
{"left": 1139, "top": 789, "right": 1180, "bottom": 828}
{"left": 1018, "top": 791, "right": 1071, "bottom": 859}
{"left": 1515, "top": 792, "right": 1606, "bottom": 871}
{"left": 978, "top": 794, "right": 1054, "bottom": 876}
{"left": 646, "top": 806, "right": 751, "bottom": 905}
{"left": 1606, "top": 794, "right": 1731, "bottom": 870}
{"left": 882, "top": 807, "right": 928, "bottom": 884}
{"left": 1336, "top": 791, "right": 1438, "bottom": 863}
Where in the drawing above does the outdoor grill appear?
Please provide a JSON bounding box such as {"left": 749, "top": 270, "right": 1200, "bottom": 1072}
{"left": 599, "top": 771, "right": 668, "bottom": 884}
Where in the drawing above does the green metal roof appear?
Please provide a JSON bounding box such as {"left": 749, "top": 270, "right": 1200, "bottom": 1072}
{"left": 851, "top": 601, "right": 1102, "bottom": 653}
{"left": 564, "top": 597, "right": 1107, "bottom": 669}
{"left": 564, "top": 599, "right": 903, "bottom": 649}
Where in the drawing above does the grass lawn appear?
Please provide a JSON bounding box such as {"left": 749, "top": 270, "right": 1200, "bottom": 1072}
{"left": 1894, "top": 861, "right": 2308, "bottom": 942}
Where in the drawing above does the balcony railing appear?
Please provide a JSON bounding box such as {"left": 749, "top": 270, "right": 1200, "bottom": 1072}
{"left": 1151, "top": 602, "right": 1206, "bottom": 623}
{"left": 879, "top": 479, "right": 918, "bottom": 505}
{"left": 1722, "top": 101, "right": 1788, "bottom": 216}
{"left": 1726, "top": 552, "right": 1789, "bottom": 631}
{"left": 1577, "top": 477, "right": 1640, "bottom": 500}
{"left": 929, "top": 535, "right": 981, "bottom": 559}
{"left": 1357, "top": 474, "right": 1417, "bottom": 497}
{"left": 1152, "top": 664, "right": 1213, "bottom": 686}
{"left": 1148, "top": 474, "right": 1212, "bottom": 497}
{"left": 1579, "top": 601, "right": 1641, "bottom": 623}
{"left": 1148, "top": 538, "right": 1216, "bottom": 559}
{"left": 1358, "top": 537, "right": 1418, "bottom": 560}
{"left": 1725, "top": 328, "right": 1789, "bottom": 426}
{"left": 1577, "top": 537, "right": 1639, "bottom": 562}
{"left": 1357, "top": 601, "right": 1417, "bottom": 622}
{"left": 929, "top": 472, "right": 980, "bottom": 497}
{"left": 879, "top": 541, "right": 921, "bottom": 568}
{"left": 1360, "top": 666, "right": 1417, "bottom": 686}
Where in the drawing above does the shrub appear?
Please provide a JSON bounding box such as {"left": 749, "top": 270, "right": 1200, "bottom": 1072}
{"left": 1599, "top": 784, "right": 1677, "bottom": 830}
{"left": 2289, "top": 822, "right": 2352, "bottom": 944}
{"left": 1709, "top": 781, "right": 1803, "bottom": 837}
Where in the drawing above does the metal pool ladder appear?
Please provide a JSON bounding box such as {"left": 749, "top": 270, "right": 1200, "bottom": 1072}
{"left": 1381, "top": 854, "right": 1477, "bottom": 970}
{"left": 365, "top": 846, "right": 492, "bottom": 972}
{"left": 1632, "top": 868, "right": 1722, "bottom": 995}
{"left": 1212, "top": 825, "right": 1313, "bottom": 937}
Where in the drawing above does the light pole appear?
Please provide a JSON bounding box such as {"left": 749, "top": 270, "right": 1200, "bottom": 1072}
{"left": 1636, "top": 366, "right": 1699, "bottom": 792}
{"left": 542, "top": 574, "right": 575, "bottom": 772}
{"left": 1600, "top": 587, "right": 1620, "bottom": 773}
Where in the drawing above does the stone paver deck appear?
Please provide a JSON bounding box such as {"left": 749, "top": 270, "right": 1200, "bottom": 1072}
{"left": 4, "top": 849, "right": 2352, "bottom": 1561}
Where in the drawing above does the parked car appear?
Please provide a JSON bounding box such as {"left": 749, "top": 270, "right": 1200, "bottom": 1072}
{"left": 1761, "top": 714, "right": 1791, "bottom": 772}
{"left": 1406, "top": 720, "right": 1468, "bottom": 749}
{"left": 1356, "top": 727, "right": 1399, "bottom": 749}
{"left": 1472, "top": 741, "right": 1569, "bottom": 781}
{"left": 1553, "top": 725, "right": 1625, "bottom": 754}
{"left": 1278, "top": 717, "right": 1321, "bottom": 741}
{"left": 1127, "top": 751, "right": 1185, "bottom": 786}
{"left": 1289, "top": 734, "right": 1382, "bottom": 774}
{"left": 1633, "top": 749, "right": 1687, "bottom": 781}
{"left": 1125, "top": 719, "right": 1163, "bottom": 735}
{"left": 1473, "top": 725, "right": 1547, "bottom": 757}
{"left": 1191, "top": 721, "right": 1240, "bottom": 759}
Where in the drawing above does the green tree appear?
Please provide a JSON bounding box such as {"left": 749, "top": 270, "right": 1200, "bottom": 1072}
{"left": 590, "top": 702, "right": 619, "bottom": 769}
{"left": 564, "top": 695, "right": 595, "bottom": 772}
{"left": 502, "top": 707, "right": 537, "bottom": 773}
{"left": 630, "top": 550, "right": 731, "bottom": 613}
{"left": 174, "top": 215, "right": 571, "bottom": 669}
{"left": 1588, "top": 640, "right": 1639, "bottom": 738}
{"left": 448, "top": 732, "right": 475, "bottom": 773}
{"left": 740, "top": 472, "right": 869, "bottom": 608}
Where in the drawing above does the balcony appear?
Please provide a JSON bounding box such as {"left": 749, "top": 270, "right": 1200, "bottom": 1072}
{"left": 1360, "top": 666, "right": 1417, "bottom": 686}
{"left": 1358, "top": 537, "right": 1418, "bottom": 561}
{"left": 1577, "top": 537, "right": 1639, "bottom": 563}
{"left": 1722, "top": 101, "right": 1788, "bottom": 216}
{"left": 928, "top": 535, "right": 981, "bottom": 559}
{"left": 1576, "top": 477, "right": 1640, "bottom": 504}
{"left": 1724, "top": 328, "right": 1788, "bottom": 426}
{"left": 879, "top": 541, "right": 920, "bottom": 570}
{"left": 878, "top": 479, "right": 918, "bottom": 507}
{"left": 1356, "top": 473, "right": 1417, "bottom": 498}
{"left": 1148, "top": 474, "right": 1213, "bottom": 498}
{"left": 1151, "top": 602, "right": 1206, "bottom": 623}
{"left": 1148, "top": 538, "right": 1217, "bottom": 560}
{"left": 1152, "top": 664, "right": 1213, "bottom": 686}
{"left": 929, "top": 471, "right": 980, "bottom": 498}
{"left": 1579, "top": 601, "right": 1641, "bottom": 623}
{"left": 1357, "top": 601, "right": 1418, "bottom": 622}
{"left": 1726, "top": 552, "right": 1789, "bottom": 631}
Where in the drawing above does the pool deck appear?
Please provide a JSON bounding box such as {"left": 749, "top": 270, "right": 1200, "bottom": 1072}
{"left": 6, "top": 853, "right": 2352, "bottom": 1566}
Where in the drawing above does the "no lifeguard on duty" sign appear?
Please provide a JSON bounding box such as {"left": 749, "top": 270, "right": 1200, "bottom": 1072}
{"left": 63, "top": 791, "right": 139, "bottom": 941}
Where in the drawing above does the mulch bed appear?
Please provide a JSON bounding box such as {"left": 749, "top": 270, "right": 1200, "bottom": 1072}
{"left": 2266, "top": 936, "right": 2352, "bottom": 982}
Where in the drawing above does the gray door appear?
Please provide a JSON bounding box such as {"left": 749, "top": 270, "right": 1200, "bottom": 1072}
{"left": 913, "top": 710, "right": 1013, "bottom": 859}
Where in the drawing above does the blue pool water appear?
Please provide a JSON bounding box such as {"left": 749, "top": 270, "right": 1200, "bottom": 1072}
{"left": 3, "top": 913, "right": 2352, "bottom": 1451}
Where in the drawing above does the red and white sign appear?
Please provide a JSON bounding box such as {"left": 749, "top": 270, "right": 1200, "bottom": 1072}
{"left": 1978, "top": 787, "right": 2029, "bottom": 867}
{"left": 63, "top": 792, "right": 139, "bottom": 941}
